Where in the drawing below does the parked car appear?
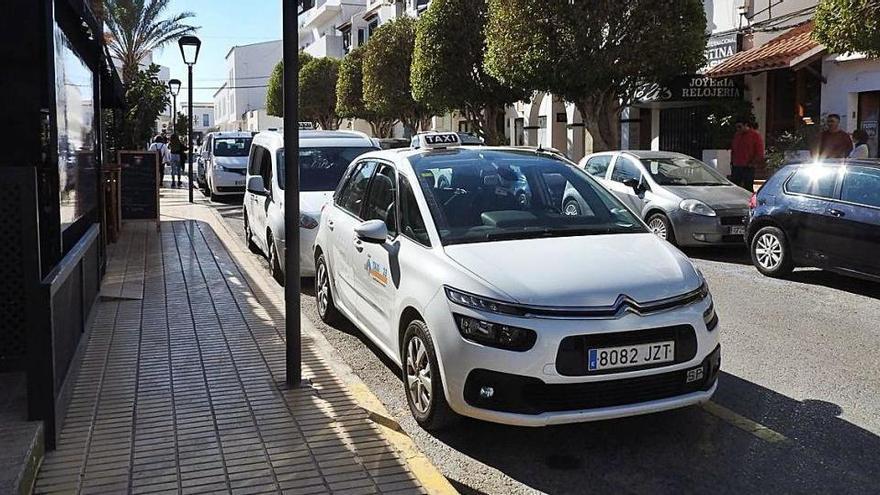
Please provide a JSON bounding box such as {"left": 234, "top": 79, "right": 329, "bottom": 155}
{"left": 243, "top": 130, "right": 379, "bottom": 282}
{"left": 313, "top": 133, "right": 721, "bottom": 429}
{"left": 201, "top": 131, "right": 253, "bottom": 200}
{"left": 746, "top": 160, "right": 880, "bottom": 280}
{"left": 579, "top": 151, "right": 752, "bottom": 246}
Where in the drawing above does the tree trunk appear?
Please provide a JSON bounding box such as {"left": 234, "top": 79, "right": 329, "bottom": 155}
{"left": 482, "top": 105, "right": 504, "bottom": 146}
{"left": 577, "top": 92, "right": 621, "bottom": 152}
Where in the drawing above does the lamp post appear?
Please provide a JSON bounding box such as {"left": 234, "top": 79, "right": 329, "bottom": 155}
{"left": 177, "top": 35, "right": 201, "bottom": 203}
{"left": 168, "top": 78, "right": 181, "bottom": 132}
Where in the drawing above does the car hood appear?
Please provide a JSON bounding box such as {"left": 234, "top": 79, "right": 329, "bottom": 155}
{"left": 664, "top": 185, "right": 751, "bottom": 210}
{"left": 443, "top": 233, "right": 701, "bottom": 307}
{"left": 300, "top": 191, "right": 334, "bottom": 215}
{"left": 214, "top": 156, "right": 248, "bottom": 168}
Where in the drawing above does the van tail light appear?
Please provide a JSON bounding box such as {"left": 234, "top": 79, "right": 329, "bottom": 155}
{"left": 748, "top": 193, "right": 757, "bottom": 210}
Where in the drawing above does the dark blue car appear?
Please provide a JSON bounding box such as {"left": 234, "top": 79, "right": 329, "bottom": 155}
{"left": 746, "top": 160, "right": 880, "bottom": 281}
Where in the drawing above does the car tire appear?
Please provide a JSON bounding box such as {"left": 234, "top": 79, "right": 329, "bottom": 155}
{"left": 315, "top": 253, "right": 342, "bottom": 325}
{"left": 562, "top": 198, "right": 582, "bottom": 216}
{"left": 647, "top": 212, "right": 676, "bottom": 245}
{"left": 243, "top": 212, "right": 260, "bottom": 254}
{"left": 402, "top": 320, "right": 457, "bottom": 431}
{"left": 267, "top": 232, "right": 285, "bottom": 286}
{"left": 750, "top": 226, "right": 794, "bottom": 277}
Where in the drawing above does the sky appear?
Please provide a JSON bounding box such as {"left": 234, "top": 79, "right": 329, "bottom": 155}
{"left": 152, "top": 0, "right": 283, "bottom": 104}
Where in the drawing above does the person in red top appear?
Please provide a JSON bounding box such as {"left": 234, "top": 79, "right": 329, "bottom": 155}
{"left": 815, "top": 114, "right": 854, "bottom": 159}
{"left": 730, "top": 119, "right": 765, "bottom": 192}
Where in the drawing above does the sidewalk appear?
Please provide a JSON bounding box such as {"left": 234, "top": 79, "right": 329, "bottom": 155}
{"left": 34, "top": 186, "right": 432, "bottom": 495}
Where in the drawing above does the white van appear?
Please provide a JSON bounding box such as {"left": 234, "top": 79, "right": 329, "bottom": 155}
{"left": 201, "top": 131, "right": 254, "bottom": 200}
{"left": 243, "top": 130, "right": 378, "bottom": 282}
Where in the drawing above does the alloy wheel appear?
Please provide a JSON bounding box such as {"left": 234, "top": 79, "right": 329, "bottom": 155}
{"left": 406, "top": 336, "right": 432, "bottom": 415}
{"left": 755, "top": 233, "right": 783, "bottom": 270}
{"left": 648, "top": 217, "right": 668, "bottom": 239}
{"left": 317, "top": 261, "right": 330, "bottom": 317}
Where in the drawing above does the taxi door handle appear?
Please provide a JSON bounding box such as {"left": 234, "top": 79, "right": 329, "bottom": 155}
{"left": 353, "top": 237, "right": 364, "bottom": 252}
{"left": 826, "top": 208, "right": 845, "bottom": 218}
{"left": 327, "top": 219, "right": 335, "bottom": 231}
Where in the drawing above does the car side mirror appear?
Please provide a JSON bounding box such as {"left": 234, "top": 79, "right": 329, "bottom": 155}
{"left": 623, "top": 177, "right": 648, "bottom": 193}
{"left": 247, "top": 176, "right": 267, "bottom": 196}
{"left": 355, "top": 219, "right": 388, "bottom": 244}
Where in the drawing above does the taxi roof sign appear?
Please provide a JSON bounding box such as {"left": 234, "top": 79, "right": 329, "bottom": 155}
{"left": 414, "top": 132, "right": 461, "bottom": 149}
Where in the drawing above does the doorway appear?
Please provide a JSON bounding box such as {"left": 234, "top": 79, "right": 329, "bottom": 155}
{"left": 858, "top": 91, "right": 879, "bottom": 158}
{"left": 660, "top": 106, "right": 712, "bottom": 159}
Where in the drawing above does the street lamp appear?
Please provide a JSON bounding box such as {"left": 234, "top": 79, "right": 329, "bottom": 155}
{"left": 177, "top": 35, "right": 201, "bottom": 203}
{"left": 168, "top": 78, "right": 181, "bottom": 132}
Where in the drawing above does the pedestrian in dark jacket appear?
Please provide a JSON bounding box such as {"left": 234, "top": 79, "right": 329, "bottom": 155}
{"left": 168, "top": 134, "right": 185, "bottom": 188}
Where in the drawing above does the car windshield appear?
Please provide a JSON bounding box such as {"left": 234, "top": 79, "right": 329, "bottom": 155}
{"left": 639, "top": 156, "right": 730, "bottom": 186}
{"left": 410, "top": 150, "right": 645, "bottom": 246}
{"left": 278, "top": 146, "right": 377, "bottom": 191}
{"left": 213, "top": 137, "right": 252, "bottom": 157}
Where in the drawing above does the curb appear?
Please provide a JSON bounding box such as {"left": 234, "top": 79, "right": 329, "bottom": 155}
{"left": 200, "top": 201, "right": 457, "bottom": 495}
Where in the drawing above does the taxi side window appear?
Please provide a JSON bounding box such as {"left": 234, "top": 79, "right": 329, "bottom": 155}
{"left": 585, "top": 156, "right": 611, "bottom": 177}
{"left": 363, "top": 164, "right": 398, "bottom": 237}
{"left": 610, "top": 157, "right": 642, "bottom": 183}
{"left": 399, "top": 176, "right": 430, "bottom": 247}
{"left": 338, "top": 161, "right": 377, "bottom": 217}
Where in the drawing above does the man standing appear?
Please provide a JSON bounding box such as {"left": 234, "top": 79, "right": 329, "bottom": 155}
{"left": 730, "top": 119, "right": 764, "bottom": 192}
{"left": 816, "top": 114, "right": 854, "bottom": 159}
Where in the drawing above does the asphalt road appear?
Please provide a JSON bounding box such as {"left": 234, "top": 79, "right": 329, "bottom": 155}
{"left": 211, "top": 195, "right": 880, "bottom": 495}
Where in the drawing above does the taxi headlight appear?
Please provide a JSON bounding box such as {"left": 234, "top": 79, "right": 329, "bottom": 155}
{"left": 444, "top": 287, "right": 523, "bottom": 316}
{"left": 680, "top": 199, "right": 716, "bottom": 217}
{"left": 454, "top": 314, "right": 536, "bottom": 352}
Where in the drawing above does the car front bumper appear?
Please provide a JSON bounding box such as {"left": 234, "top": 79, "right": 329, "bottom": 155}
{"left": 210, "top": 169, "right": 247, "bottom": 194}
{"left": 669, "top": 208, "right": 747, "bottom": 247}
{"left": 424, "top": 292, "right": 721, "bottom": 427}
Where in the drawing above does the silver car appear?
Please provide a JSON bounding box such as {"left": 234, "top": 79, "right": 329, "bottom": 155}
{"left": 576, "top": 151, "right": 752, "bottom": 246}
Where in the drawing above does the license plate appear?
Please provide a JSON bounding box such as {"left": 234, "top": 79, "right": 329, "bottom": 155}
{"left": 729, "top": 225, "right": 745, "bottom": 235}
{"left": 588, "top": 341, "right": 675, "bottom": 371}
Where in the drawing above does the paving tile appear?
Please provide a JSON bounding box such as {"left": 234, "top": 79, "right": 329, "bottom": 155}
{"left": 34, "top": 218, "right": 425, "bottom": 495}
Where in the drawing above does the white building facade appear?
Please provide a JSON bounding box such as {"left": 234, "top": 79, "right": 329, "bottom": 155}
{"left": 213, "top": 40, "right": 283, "bottom": 132}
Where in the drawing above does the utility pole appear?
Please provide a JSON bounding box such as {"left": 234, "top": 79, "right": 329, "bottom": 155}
{"left": 282, "top": 0, "right": 302, "bottom": 386}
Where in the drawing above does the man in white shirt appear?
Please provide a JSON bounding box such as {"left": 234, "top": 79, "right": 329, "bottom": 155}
{"left": 147, "top": 135, "right": 171, "bottom": 186}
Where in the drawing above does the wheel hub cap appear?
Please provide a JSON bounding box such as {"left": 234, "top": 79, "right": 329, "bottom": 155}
{"left": 755, "top": 233, "right": 783, "bottom": 270}
{"left": 406, "top": 337, "right": 432, "bottom": 415}
{"left": 649, "top": 218, "right": 667, "bottom": 239}
{"left": 317, "top": 263, "right": 329, "bottom": 315}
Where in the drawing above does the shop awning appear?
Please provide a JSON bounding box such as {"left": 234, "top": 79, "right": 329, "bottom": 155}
{"left": 706, "top": 21, "right": 825, "bottom": 78}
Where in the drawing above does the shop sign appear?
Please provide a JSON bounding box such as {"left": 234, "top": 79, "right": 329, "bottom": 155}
{"left": 635, "top": 75, "right": 743, "bottom": 103}
{"left": 705, "top": 33, "right": 740, "bottom": 70}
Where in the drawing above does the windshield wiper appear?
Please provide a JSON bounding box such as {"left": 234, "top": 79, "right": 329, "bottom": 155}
{"left": 485, "top": 227, "right": 605, "bottom": 241}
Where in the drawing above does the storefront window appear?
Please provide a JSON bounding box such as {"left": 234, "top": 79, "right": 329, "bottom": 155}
{"left": 54, "top": 23, "right": 96, "bottom": 234}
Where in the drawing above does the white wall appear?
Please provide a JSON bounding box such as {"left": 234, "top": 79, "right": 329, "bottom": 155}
{"left": 822, "top": 55, "right": 880, "bottom": 132}
{"left": 704, "top": 0, "right": 745, "bottom": 34}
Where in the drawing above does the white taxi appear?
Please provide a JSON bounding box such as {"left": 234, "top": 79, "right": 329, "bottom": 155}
{"left": 313, "top": 133, "right": 721, "bottom": 429}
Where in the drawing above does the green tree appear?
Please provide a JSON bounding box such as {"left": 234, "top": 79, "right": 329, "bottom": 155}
{"left": 299, "top": 57, "right": 341, "bottom": 130}
{"left": 412, "top": 0, "right": 526, "bottom": 145}
{"left": 122, "top": 64, "right": 170, "bottom": 149}
{"left": 485, "top": 0, "right": 706, "bottom": 151}
{"left": 266, "top": 51, "right": 314, "bottom": 117}
{"left": 363, "top": 17, "right": 434, "bottom": 134}
{"left": 337, "top": 46, "right": 397, "bottom": 138}
{"left": 103, "top": 0, "right": 198, "bottom": 84}
{"left": 814, "top": 0, "right": 880, "bottom": 57}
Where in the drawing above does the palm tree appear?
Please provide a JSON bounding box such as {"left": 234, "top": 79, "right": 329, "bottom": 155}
{"left": 103, "top": 0, "right": 198, "bottom": 84}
